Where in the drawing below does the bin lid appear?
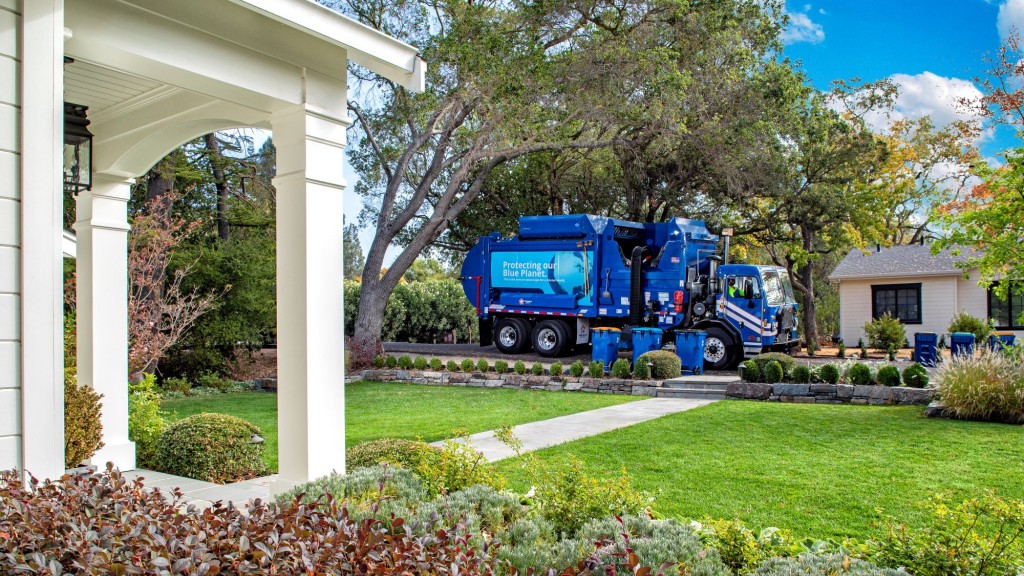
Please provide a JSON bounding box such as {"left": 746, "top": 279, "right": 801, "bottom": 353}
{"left": 592, "top": 327, "right": 621, "bottom": 332}
{"left": 996, "top": 331, "right": 1016, "bottom": 337}
{"left": 632, "top": 327, "right": 663, "bottom": 333}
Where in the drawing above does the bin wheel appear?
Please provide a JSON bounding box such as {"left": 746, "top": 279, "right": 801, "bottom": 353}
{"left": 533, "top": 319, "right": 570, "bottom": 357}
{"left": 703, "top": 326, "right": 738, "bottom": 371}
{"left": 494, "top": 318, "right": 532, "bottom": 354}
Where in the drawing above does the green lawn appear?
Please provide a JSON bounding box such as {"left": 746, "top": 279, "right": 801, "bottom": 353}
{"left": 493, "top": 401, "right": 1024, "bottom": 541}
{"left": 159, "top": 381, "right": 638, "bottom": 471}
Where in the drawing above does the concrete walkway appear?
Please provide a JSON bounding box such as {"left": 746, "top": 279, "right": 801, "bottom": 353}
{"left": 126, "top": 396, "right": 717, "bottom": 507}
{"left": 433, "top": 397, "right": 718, "bottom": 461}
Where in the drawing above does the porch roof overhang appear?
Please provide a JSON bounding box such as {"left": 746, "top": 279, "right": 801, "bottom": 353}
{"left": 62, "top": 0, "right": 424, "bottom": 177}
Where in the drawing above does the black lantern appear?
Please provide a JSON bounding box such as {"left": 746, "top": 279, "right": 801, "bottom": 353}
{"left": 63, "top": 102, "right": 93, "bottom": 195}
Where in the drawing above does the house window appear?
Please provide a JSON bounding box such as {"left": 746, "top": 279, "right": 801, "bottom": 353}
{"left": 988, "top": 281, "right": 1024, "bottom": 329}
{"left": 871, "top": 283, "right": 922, "bottom": 324}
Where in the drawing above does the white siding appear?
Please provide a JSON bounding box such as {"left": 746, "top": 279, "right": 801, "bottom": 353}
{"left": 838, "top": 275, "right": 959, "bottom": 346}
{"left": 958, "top": 272, "right": 1024, "bottom": 340}
{"left": 0, "top": 0, "right": 19, "bottom": 472}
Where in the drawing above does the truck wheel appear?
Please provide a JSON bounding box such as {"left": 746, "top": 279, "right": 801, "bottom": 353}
{"left": 494, "top": 318, "right": 531, "bottom": 354}
{"left": 533, "top": 319, "right": 570, "bottom": 357}
{"left": 703, "top": 326, "right": 737, "bottom": 371}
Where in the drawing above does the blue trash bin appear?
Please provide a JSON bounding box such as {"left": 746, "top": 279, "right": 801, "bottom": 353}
{"left": 989, "top": 331, "right": 1017, "bottom": 352}
{"left": 914, "top": 332, "right": 938, "bottom": 367}
{"left": 950, "top": 332, "right": 976, "bottom": 359}
{"left": 675, "top": 330, "right": 707, "bottom": 375}
{"left": 591, "top": 328, "right": 621, "bottom": 371}
{"left": 631, "top": 327, "right": 663, "bottom": 366}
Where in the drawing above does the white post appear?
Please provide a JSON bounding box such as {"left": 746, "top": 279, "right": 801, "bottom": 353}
{"left": 270, "top": 104, "right": 348, "bottom": 493}
{"left": 75, "top": 174, "right": 135, "bottom": 470}
{"left": 19, "top": 0, "right": 65, "bottom": 480}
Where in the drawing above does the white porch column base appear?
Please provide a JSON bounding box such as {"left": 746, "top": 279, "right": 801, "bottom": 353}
{"left": 75, "top": 174, "right": 135, "bottom": 471}
{"left": 269, "top": 105, "right": 348, "bottom": 495}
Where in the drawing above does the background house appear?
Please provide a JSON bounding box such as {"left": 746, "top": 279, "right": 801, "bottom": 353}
{"left": 830, "top": 244, "right": 1024, "bottom": 346}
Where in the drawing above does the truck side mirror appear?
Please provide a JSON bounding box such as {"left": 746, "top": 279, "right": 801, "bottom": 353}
{"left": 743, "top": 278, "right": 756, "bottom": 299}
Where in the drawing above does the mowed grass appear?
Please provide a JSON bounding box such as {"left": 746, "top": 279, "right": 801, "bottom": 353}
{"left": 159, "top": 381, "right": 638, "bottom": 471}
{"left": 494, "top": 401, "right": 1024, "bottom": 541}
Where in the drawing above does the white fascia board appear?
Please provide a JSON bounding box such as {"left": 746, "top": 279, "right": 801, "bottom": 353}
{"left": 228, "top": 0, "right": 425, "bottom": 92}
{"left": 828, "top": 270, "right": 968, "bottom": 282}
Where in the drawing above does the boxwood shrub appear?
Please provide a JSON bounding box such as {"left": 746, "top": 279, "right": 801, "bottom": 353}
{"left": 494, "top": 360, "right": 509, "bottom": 374}
{"left": 639, "top": 350, "right": 682, "bottom": 380}
{"left": 902, "top": 362, "right": 929, "bottom": 388}
{"left": 64, "top": 370, "right": 103, "bottom": 468}
{"left": 154, "top": 413, "right": 266, "bottom": 484}
{"left": 848, "top": 362, "right": 872, "bottom": 385}
{"left": 588, "top": 360, "right": 604, "bottom": 378}
{"left": 791, "top": 365, "right": 811, "bottom": 384}
{"left": 611, "top": 358, "right": 632, "bottom": 379}
{"left": 752, "top": 352, "right": 795, "bottom": 379}
{"left": 385, "top": 355, "right": 398, "bottom": 368}
{"left": 550, "top": 361, "right": 563, "bottom": 377}
{"left": 876, "top": 365, "right": 901, "bottom": 387}
{"left": 762, "top": 360, "right": 783, "bottom": 384}
{"left": 531, "top": 362, "right": 545, "bottom": 375}
{"left": 346, "top": 438, "right": 439, "bottom": 469}
{"left": 398, "top": 355, "right": 413, "bottom": 369}
{"left": 413, "top": 356, "right": 428, "bottom": 370}
{"left": 461, "top": 358, "right": 476, "bottom": 372}
{"left": 430, "top": 357, "right": 443, "bottom": 371}
{"left": 477, "top": 358, "right": 490, "bottom": 372}
{"left": 514, "top": 360, "right": 527, "bottom": 375}
{"left": 819, "top": 364, "right": 841, "bottom": 384}
{"left": 740, "top": 360, "right": 761, "bottom": 382}
{"left": 446, "top": 359, "right": 459, "bottom": 372}
{"left": 633, "top": 357, "right": 651, "bottom": 380}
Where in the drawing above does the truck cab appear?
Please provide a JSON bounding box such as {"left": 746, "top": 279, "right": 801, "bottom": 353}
{"left": 706, "top": 264, "right": 800, "bottom": 368}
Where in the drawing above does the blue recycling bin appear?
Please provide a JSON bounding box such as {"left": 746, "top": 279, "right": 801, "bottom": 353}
{"left": 675, "top": 330, "right": 707, "bottom": 375}
{"left": 950, "top": 332, "right": 976, "bottom": 359}
{"left": 591, "top": 328, "right": 621, "bottom": 371}
{"left": 631, "top": 327, "right": 663, "bottom": 366}
{"left": 989, "top": 331, "right": 1017, "bottom": 352}
{"left": 914, "top": 332, "right": 938, "bottom": 367}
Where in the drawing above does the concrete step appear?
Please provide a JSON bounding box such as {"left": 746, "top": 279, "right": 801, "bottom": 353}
{"left": 662, "top": 380, "right": 730, "bottom": 391}
{"left": 656, "top": 388, "right": 727, "bottom": 400}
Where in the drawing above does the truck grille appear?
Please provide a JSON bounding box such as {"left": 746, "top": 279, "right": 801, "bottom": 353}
{"left": 779, "top": 307, "right": 796, "bottom": 331}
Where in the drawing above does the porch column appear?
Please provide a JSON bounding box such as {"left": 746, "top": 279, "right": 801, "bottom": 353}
{"left": 270, "top": 104, "right": 348, "bottom": 493}
{"left": 75, "top": 174, "right": 135, "bottom": 470}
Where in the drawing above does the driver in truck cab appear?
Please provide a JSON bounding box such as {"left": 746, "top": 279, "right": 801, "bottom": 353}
{"left": 727, "top": 278, "right": 737, "bottom": 298}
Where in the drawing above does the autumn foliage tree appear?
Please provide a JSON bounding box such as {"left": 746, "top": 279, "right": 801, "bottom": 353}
{"left": 128, "top": 192, "right": 219, "bottom": 375}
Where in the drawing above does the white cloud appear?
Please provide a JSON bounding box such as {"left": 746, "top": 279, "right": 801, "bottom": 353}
{"left": 849, "top": 72, "right": 986, "bottom": 139}
{"left": 998, "top": 0, "right": 1024, "bottom": 40}
{"left": 782, "top": 11, "right": 825, "bottom": 44}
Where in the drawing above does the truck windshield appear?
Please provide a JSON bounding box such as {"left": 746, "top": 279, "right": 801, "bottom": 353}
{"left": 760, "top": 270, "right": 788, "bottom": 306}
{"left": 779, "top": 270, "right": 797, "bottom": 303}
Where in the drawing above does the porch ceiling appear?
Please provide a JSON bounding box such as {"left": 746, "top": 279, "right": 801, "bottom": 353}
{"left": 64, "top": 60, "right": 161, "bottom": 114}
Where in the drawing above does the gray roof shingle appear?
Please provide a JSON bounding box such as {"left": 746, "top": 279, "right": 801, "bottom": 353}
{"left": 829, "top": 244, "right": 976, "bottom": 280}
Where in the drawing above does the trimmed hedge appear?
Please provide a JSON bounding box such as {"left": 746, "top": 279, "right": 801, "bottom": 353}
{"left": 752, "top": 352, "right": 795, "bottom": 379}
{"left": 639, "top": 350, "right": 682, "bottom": 380}
{"left": 155, "top": 413, "right": 266, "bottom": 484}
{"left": 346, "top": 438, "right": 439, "bottom": 469}
{"left": 902, "top": 363, "right": 929, "bottom": 388}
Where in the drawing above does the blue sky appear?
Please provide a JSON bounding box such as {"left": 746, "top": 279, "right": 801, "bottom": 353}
{"left": 781, "top": 0, "right": 1019, "bottom": 157}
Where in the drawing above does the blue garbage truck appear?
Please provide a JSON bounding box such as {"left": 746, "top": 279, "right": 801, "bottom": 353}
{"left": 459, "top": 214, "right": 800, "bottom": 369}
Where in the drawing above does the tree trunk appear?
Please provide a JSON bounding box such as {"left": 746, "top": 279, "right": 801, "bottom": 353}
{"left": 351, "top": 276, "right": 391, "bottom": 359}
{"left": 204, "top": 133, "right": 231, "bottom": 242}
{"left": 799, "top": 224, "right": 818, "bottom": 348}
{"left": 146, "top": 154, "right": 176, "bottom": 207}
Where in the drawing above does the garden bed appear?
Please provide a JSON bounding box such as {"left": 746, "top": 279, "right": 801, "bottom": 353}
{"left": 353, "top": 368, "right": 672, "bottom": 395}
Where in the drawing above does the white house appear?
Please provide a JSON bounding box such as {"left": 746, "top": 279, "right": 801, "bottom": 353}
{"left": 1, "top": 0, "right": 424, "bottom": 492}
{"left": 830, "top": 244, "right": 1023, "bottom": 346}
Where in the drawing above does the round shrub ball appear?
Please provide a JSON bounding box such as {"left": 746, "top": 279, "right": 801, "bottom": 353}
{"left": 155, "top": 413, "right": 266, "bottom": 484}
{"left": 848, "top": 362, "right": 872, "bottom": 385}
{"left": 740, "top": 360, "right": 761, "bottom": 382}
{"left": 633, "top": 357, "right": 651, "bottom": 380}
{"left": 877, "top": 365, "right": 901, "bottom": 387}
{"left": 902, "top": 362, "right": 929, "bottom": 388}
{"left": 398, "top": 356, "right": 413, "bottom": 369}
{"left": 346, "top": 438, "right": 440, "bottom": 469}
{"left": 531, "top": 362, "right": 544, "bottom": 375}
{"left": 763, "top": 360, "right": 784, "bottom": 384}
{"left": 429, "top": 358, "right": 443, "bottom": 371}
{"left": 569, "top": 360, "right": 585, "bottom": 377}
{"left": 413, "top": 356, "right": 428, "bottom": 370}
{"left": 639, "top": 350, "right": 682, "bottom": 380}
{"left": 752, "top": 352, "right": 795, "bottom": 379}
{"left": 514, "top": 361, "right": 527, "bottom": 375}
{"left": 550, "top": 361, "right": 563, "bottom": 377}
{"left": 461, "top": 358, "right": 475, "bottom": 372}
{"left": 791, "top": 364, "right": 811, "bottom": 384}
{"left": 819, "top": 363, "right": 840, "bottom": 384}
{"left": 385, "top": 355, "right": 398, "bottom": 369}
{"left": 494, "top": 360, "right": 509, "bottom": 374}
{"left": 446, "top": 359, "right": 459, "bottom": 372}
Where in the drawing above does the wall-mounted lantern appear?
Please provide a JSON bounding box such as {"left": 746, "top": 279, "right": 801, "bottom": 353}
{"left": 63, "top": 102, "right": 93, "bottom": 195}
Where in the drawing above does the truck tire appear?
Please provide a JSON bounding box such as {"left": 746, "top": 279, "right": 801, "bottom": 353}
{"left": 494, "top": 318, "right": 531, "bottom": 354}
{"left": 533, "top": 319, "right": 570, "bottom": 357}
{"left": 704, "top": 326, "right": 738, "bottom": 371}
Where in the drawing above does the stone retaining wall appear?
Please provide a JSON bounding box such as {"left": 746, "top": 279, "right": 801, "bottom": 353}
{"left": 726, "top": 382, "right": 934, "bottom": 405}
{"left": 351, "top": 369, "right": 666, "bottom": 396}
